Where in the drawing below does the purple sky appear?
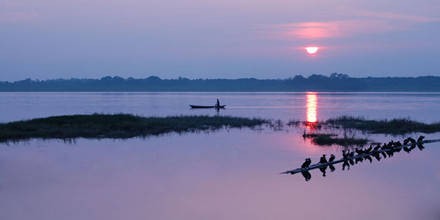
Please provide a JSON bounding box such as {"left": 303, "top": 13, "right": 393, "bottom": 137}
{"left": 1, "top": 0, "right": 439, "bottom": 80}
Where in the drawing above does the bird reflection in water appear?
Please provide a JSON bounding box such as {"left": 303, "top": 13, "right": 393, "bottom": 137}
{"left": 286, "top": 136, "right": 428, "bottom": 181}
{"left": 301, "top": 171, "right": 312, "bottom": 181}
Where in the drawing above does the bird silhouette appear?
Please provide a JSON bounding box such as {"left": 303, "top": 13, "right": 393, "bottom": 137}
{"left": 407, "top": 137, "right": 416, "bottom": 147}
{"left": 349, "top": 158, "right": 355, "bottom": 165}
{"left": 355, "top": 157, "right": 363, "bottom": 164}
{"left": 364, "top": 155, "right": 373, "bottom": 163}
{"left": 342, "top": 150, "right": 349, "bottom": 159}
{"left": 355, "top": 148, "right": 364, "bottom": 155}
{"left": 417, "top": 135, "right": 425, "bottom": 143}
{"left": 386, "top": 150, "right": 394, "bottom": 157}
{"left": 416, "top": 137, "right": 425, "bottom": 150}
{"left": 301, "top": 171, "right": 312, "bottom": 181}
{"left": 373, "top": 153, "right": 381, "bottom": 161}
{"left": 329, "top": 164, "right": 336, "bottom": 172}
{"left": 365, "top": 146, "right": 372, "bottom": 153}
{"left": 301, "top": 158, "right": 312, "bottom": 168}
{"left": 349, "top": 152, "right": 355, "bottom": 158}
{"left": 329, "top": 154, "right": 336, "bottom": 162}
{"left": 342, "top": 160, "right": 350, "bottom": 170}
{"left": 373, "top": 145, "right": 381, "bottom": 152}
{"left": 319, "top": 166, "right": 327, "bottom": 177}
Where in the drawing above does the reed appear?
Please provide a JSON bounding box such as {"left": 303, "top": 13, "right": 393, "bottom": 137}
{"left": 0, "top": 114, "right": 268, "bottom": 142}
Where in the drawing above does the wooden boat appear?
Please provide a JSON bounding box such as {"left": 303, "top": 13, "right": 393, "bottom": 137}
{"left": 190, "top": 105, "right": 226, "bottom": 109}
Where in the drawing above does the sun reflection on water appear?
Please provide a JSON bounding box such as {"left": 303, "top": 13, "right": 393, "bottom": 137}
{"left": 306, "top": 92, "right": 318, "bottom": 127}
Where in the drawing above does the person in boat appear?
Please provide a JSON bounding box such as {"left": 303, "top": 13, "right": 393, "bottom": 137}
{"left": 215, "top": 99, "right": 220, "bottom": 108}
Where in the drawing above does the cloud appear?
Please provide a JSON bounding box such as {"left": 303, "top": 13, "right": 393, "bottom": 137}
{"left": 358, "top": 11, "right": 440, "bottom": 23}
{"left": 270, "top": 11, "right": 440, "bottom": 41}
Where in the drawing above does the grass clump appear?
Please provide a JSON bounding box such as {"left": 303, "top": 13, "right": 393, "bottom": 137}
{"left": 303, "top": 132, "right": 368, "bottom": 147}
{"left": 324, "top": 116, "right": 440, "bottom": 135}
{"left": 0, "top": 114, "right": 268, "bottom": 142}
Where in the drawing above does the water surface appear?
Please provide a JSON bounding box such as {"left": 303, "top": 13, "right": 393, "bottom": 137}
{"left": 1, "top": 92, "right": 440, "bottom": 220}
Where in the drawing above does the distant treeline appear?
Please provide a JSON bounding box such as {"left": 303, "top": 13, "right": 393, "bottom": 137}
{"left": 1, "top": 73, "right": 440, "bottom": 92}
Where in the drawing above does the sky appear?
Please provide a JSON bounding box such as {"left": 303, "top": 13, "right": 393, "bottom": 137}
{"left": 0, "top": 0, "right": 439, "bottom": 80}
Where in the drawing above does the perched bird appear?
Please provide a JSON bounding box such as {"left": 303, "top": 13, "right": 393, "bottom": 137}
{"left": 319, "top": 154, "right": 328, "bottom": 164}
{"left": 342, "top": 150, "right": 350, "bottom": 159}
{"left": 301, "top": 158, "right": 312, "bottom": 168}
{"left": 387, "top": 142, "right": 393, "bottom": 148}
{"left": 355, "top": 148, "right": 364, "bottom": 155}
{"left": 407, "top": 137, "right": 416, "bottom": 146}
{"left": 329, "top": 154, "right": 336, "bottom": 162}
{"left": 373, "top": 145, "right": 381, "bottom": 152}
{"left": 417, "top": 135, "right": 425, "bottom": 143}
{"left": 416, "top": 136, "right": 425, "bottom": 151}
{"left": 386, "top": 150, "right": 394, "bottom": 157}
{"left": 388, "top": 140, "right": 395, "bottom": 146}
{"left": 349, "top": 152, "right": 355, "bottom": 158}
{"left": 365, "top": 146, "right": 372, "bottom": 153}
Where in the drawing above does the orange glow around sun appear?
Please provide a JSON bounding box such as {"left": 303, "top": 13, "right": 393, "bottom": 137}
{"left": 305, "top": 46, "right": 319, "bottom": 55}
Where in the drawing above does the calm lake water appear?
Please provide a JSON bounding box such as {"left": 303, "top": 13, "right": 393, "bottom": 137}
{"left": 1, "top": 92, "right": 440, "bottom": 220}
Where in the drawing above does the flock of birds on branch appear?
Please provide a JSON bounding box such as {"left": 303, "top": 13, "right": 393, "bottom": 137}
{"left": 284, "top": 136, "right": 426, "bottom": 181}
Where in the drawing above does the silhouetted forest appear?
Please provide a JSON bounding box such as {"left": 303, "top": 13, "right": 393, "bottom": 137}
{"left": 1, "top": 73, "right": 440, "bottom": 92}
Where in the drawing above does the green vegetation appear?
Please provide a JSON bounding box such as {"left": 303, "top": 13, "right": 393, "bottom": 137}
{"left": 324, "top": 116, "right": 440, "bottom": 135}
{"left": 303, "top": 133, "right": 368, "bottom": 147}
{"left": 0, "top": 114, "right": 269, "bottom": 142}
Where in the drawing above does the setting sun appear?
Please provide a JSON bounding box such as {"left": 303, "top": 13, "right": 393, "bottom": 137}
{"left": 305, "top": 46, "right": 319, "bottom": 55}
